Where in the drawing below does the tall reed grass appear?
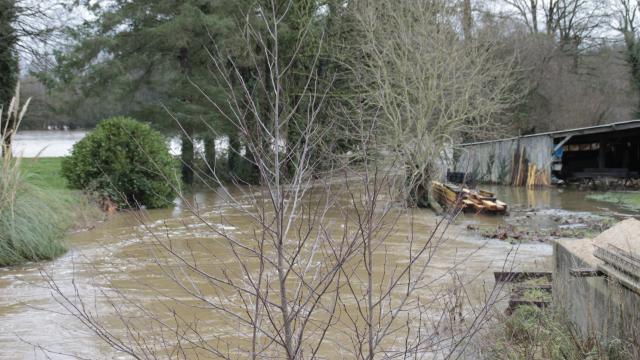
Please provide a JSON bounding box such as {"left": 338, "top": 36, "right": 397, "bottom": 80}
{"left": 0, "top": 87, "right": 69, "bottom": 266}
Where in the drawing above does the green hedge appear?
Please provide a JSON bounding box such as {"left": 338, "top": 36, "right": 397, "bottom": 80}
{"left": 62, "top": 117, "right": 179, "bottom": 209}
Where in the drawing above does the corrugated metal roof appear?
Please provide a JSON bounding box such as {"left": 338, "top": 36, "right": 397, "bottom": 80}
{"left": 461, "top": 119, "right": 640, "bottom": 147}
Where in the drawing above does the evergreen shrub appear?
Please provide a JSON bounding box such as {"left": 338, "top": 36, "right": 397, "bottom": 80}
{"left": 62, "top": 117, "right": 179, "bottom": 209}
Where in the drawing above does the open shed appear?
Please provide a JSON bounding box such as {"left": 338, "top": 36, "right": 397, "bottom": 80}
{"left": 454, "top": 120, "right": 640, "bottom": 185}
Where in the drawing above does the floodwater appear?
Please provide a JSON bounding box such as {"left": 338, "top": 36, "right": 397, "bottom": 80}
{"left": 0, "top": 185, "right": 559, "bottom": 359}
{"left": 14, "top": 130, "right": 225, "bottom": 158}
{"left": 4, "top": 130, "right": 638, "bottom": 358}
{"left": 14, "top": 130, "right": 87, "bottom": 157}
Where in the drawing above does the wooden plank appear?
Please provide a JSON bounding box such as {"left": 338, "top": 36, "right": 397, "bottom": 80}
{"left": 570, "top": 267, "right": 605, "bottom": 278}
{"left": 481, "top": 200, "right": 497, "bottom": 209}
{"left": 432, "top": 182, "right": 508, "bottom": 215}
{"left": 479, "top": 189, "right": 495, "bottom": 197}
{"left": 513, "top": 284, "right": 552, "bottom": 291}
{"left": 494, "top": 271, "right": 553, "bottom": 283}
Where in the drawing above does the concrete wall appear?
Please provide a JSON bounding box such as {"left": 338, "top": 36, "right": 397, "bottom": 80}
{"left": 455, "top": 135, "right": 553, "bottom": 184}
{"left": 554, "top": 241, "right": 640, "bottom": 354}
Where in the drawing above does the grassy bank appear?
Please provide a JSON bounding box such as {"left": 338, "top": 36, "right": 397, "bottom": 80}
{"left": 587, "top": 192, "right": 640, "bottom": 212}
{"left": 21, "top": 157, "right": 69, "bottom": 190}
{"left": 20, "top": 157, "right": 103, "bottom": 230}
{"left": 483, "top": 305, "right": 634, "bottom": 359}
{"left": 0, "top": 157, "right": 102, "bottom": 266}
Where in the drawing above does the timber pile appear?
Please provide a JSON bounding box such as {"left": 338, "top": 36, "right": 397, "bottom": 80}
{"left": 431, "top": 181, "right": 508, "bottom": 214}
{"left": 511, "top": 147, "right": 550, "bottom": 187}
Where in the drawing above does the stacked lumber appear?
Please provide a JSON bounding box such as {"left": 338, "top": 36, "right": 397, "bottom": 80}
{"left": 526, "top": 164, "right": 550, "bottom": 187}
{"left": 432, "top": 181, "right": 508, "bottom": 214}
{"left": 511, "top": 147, "right": 529, "bottom": 186}
{"left": 511, "top": 147, "right": 550, "bottom": 187}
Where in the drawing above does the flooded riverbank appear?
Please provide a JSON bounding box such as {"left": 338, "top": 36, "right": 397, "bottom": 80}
{"left": 0, "top": 187, "right": 550, "bottom": 359}
{"left": 456, "top": 185, "right": 638, "bottom": 242}
{"left": 14, "top": 131, "right": 87, "bottom": 157}
{"left": 0, "top": 183, "right": 637, "bottom": 359}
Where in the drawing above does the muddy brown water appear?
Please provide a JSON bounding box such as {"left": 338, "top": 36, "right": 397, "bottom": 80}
{"left": 0, "top": 185, "right": 633, "bottom": 359}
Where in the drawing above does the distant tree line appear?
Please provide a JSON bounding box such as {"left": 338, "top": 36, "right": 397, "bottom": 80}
{"left": 4, "top": 0, "right": 640, "bottom": 187}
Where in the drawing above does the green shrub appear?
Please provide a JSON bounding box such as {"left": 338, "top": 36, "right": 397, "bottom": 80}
{"left": 62, "top": 117, "right": 179, "bottom": 209}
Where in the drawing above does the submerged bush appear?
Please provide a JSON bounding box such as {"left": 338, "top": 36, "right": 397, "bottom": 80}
{"left": 62, "top": 117, "right": 179, "bottom": 209}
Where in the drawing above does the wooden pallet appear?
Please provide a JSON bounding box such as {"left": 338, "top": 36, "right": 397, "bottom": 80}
{"left": 432, "top": 181, "right": 507, "bottom": 214}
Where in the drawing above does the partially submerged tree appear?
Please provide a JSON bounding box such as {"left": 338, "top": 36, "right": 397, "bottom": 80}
{"left": 47, "top": 0, "right": 334, "bottom": 185}
{"left": 342, "top": 0, "right": 519, "bottom": 207}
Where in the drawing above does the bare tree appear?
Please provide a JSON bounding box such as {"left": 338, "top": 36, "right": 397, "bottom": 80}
{"left": 500, "top": 0, "right": 606, "bottom": 46}
{"left": 43, "top": 1, "right": 361, "bottom": 357}
{"left": 610, "top": 0, "right": 640, "bottom": 110}
{"left": 611, "top": 0, "right": 640, "bottom": 37}
{"left": 343, "top": 0, "right": 519, "bottom": 207}
{"left": 502, "top": 0, "right": 541, "bottom": 33}
{"left": 329, "top": 115, "right": 511, "bottom": 358}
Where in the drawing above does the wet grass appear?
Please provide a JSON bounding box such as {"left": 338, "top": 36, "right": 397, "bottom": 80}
{"left": 0, "top": 157, "right": 67, "bottom": 266}
{"left": 0, "top": 157, "right": 102, "bottom": 266}
{"left": 521, "top": 288, "right": 552, "bottom": 302}
{"left": 20, "top": 157, "right": 102, "bottom": 229}
{"left": 485, "top": 306, "right": 634, "bottom": 359}
{"left": 20, "top": 157, "right": 68, "bottom": 190}
{"left": 587, "top": 192, "right": 640, "bottom": 212}
{"left": 0, "top": 185, "right": 69, "bottom": 266}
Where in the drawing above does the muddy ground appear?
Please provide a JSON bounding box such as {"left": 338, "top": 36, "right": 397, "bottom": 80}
{"left": 466, "top": 206, "right": 622, "bottom": 243}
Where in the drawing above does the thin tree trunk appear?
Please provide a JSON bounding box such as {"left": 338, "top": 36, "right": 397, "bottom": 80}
{"left": 203, "top": 135, "right": 216, "bottom": 175}
{"left": 530, "top": 0, "right": 538, "bottom": 33}
{"left": 181, "top": 133, "right": 194, "bottom": 185}
{"left": 462, "top": 0, "right": 473, "bottom": 40}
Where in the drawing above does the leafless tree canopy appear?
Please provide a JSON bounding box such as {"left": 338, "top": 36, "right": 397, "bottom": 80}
{"left": 337, "top": 0, "right": 520, "bottom": 207}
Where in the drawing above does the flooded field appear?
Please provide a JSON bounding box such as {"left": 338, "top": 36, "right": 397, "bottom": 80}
{"left": 14, "top": 130, "right": 219, "bottom": 158}
{"left": 14, "top": 131, "right": 87, "bottom": 157}
{"left": 2, "top": 147, "right": 638, "bottom": 358}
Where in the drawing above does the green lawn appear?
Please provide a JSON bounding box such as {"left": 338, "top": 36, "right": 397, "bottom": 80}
{"left": 18, "top": 156, "right": 104, "bottom": 234}
{"left": 587, "top": 191, "right": 640, "bottom": 212}
{"left": 20, "top": 157, "right": 69, "bottom": 191}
